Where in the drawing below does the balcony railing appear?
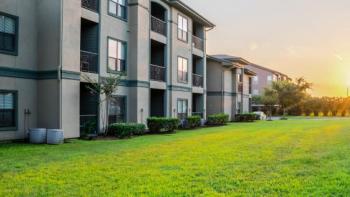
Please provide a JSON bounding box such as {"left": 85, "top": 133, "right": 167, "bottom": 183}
{"left": 151, "top": 16, "right": 166, "bottom": 36}
{"left": 80, "top": 50, "right": 98, "bottom": 73}
{"left": 177, "top": 113, "right": 188, "bottom": 120}
{"left": 192, "top": 35, "right": 204, "bottom": 51}
{"left": 150, "top": 64, "right": 165, "bottom": 82}
{"left": 192, "top": 73, "right": 203, "bottom": 87}
{"left": 192, "top": 112, "right": 203, "bottom": 118}
{"left": 82, "top": 0, "right": 99, "bottom": 12}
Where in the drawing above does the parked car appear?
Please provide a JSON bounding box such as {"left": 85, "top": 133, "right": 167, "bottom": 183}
{"left": 253, "top": 111, "right": 267, "bottom": 120}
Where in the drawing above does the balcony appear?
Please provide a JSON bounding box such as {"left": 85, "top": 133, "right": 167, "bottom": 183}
{"left": 80, "top": 50, "right": 98, "bottom": 73}
{"left": 192, "top": 73, "right": 203, "bottom": 87}
{"left": 151, "top": 16, "right": 166, "bottom": 36}
{"left": 192, "top": 35, "right": 204, "bottom": 51}
{"left": 177, "top": 113, "right": 188, "bottom": 120}
{"left": 82, "top": 0, "right": 99, "bottom": 12}
{"left": 150, "top": 64, "right": 165, "bottom": 82}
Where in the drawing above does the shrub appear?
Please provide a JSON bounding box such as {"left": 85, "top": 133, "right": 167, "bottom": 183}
{"left": 147, "top": 117, "right": 179, "bottom": 133}
{"left": 309, "top": 112, "right": 315, "bottom": 117}
{"left": 109, "top": 123, "right": 146, "bottom": 139}
{"left": 207, "top": 113, "right": 229, "bottom": 126}
{"left": 184, "top": 116, "right": 201, "bottom": 129}
{"left": 318, "top": 112, "right": 324, "bottom": 117}
{"left": 327, "top": 111, "right": 333, "bottom": 117}
{"left": 235, "top": 113, "right": 258, "bottom": 122}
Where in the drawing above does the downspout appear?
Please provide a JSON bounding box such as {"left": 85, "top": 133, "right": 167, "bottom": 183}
{"left": 169, "top": 8, "right": 173, "bottom": 117}
{"left": 221, "top": 69, "right": 224, "bottom": 113}
{"left": 203, "top": 27, "right": 213, "bottom": 119}
{"left": 58, "top": 0, "right": 63, "bottom": 129}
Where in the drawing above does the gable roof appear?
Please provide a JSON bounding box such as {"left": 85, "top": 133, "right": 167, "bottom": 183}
{"left": 211, "top": 54, "right": 251, "bottom": 65}
{"left": 165, "top": 0, "right": 215, "bottom": 28}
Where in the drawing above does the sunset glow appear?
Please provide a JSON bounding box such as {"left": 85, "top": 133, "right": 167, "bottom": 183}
{"left": 183, "top": 0, "right": 350, "bottom": 97}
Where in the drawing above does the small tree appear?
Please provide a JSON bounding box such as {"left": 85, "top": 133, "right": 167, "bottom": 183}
{"left": 272, "top": 77, "right": 312, "bottom": 118}
{"left": 82, "top": 73, "right": 123, "bottom": 135}
{"left": 261, "top": 87, "right": 278, "bottom": 121}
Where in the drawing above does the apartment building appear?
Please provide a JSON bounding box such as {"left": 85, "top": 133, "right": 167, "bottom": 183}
{"left": 245, "top": 64, "right": 290, "bottom": 111}
{"left": 245, "top": 64, "right": 290, "bottom": 96}
{"left": 206, "top": 55, "right": 256, "bottom": 121}
{"left": 0, "top": 0, "right": 214, "bottom": 141}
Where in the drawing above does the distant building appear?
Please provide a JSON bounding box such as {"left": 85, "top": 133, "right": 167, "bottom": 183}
{"left": 206, "top": 55, "right": 256, "bottom": 121}
{"left": 245, "top": 64, "right": 290, "bottom": 111}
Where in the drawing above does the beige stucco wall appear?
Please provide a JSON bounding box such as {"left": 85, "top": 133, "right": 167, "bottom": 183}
{"left": 0, "top": 77, "right": 37, "bottom": 140}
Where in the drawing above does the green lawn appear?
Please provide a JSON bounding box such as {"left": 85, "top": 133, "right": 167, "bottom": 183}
{"left": 1, "top": 119, "right": 350, "bottom": 196}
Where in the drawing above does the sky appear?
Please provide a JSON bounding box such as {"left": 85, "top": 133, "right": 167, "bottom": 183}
{"left": 182, "top": 0, "right": 350, "bottom": 97}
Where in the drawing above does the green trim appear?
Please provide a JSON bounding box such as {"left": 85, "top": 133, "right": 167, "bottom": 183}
{"left": 61, "top": 70, "right": 81, "bottom": 80}
{"left": 119, "top": 80, "right": 150, "bottom": 88}
{"left": 0, "top": 66, "right": 80, "bottom": 81}
{"left": 207, "top": 91, "right": 238, "bottom": 97}
{"left": 0, "top": 90, "right": 18, "bottom": 131}
{"left": 168, "top": 85, "right": 192, "bottom": 92}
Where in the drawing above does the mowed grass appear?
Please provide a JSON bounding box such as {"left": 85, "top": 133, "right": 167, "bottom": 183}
{"left": 1, "top": 119, "right": 350, "bottom": 196}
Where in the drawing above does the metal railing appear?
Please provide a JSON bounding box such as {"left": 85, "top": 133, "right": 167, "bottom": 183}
{"left": 151, "top": 16, "right": 167, "bottom": 36}
{"left": 108, "top": 57, "right": 126, "bottom": 72}
{"left": 80, "top": 50, "right": 98, "bottom": 73}
{"left": 192, "top": 112, "right": 203, "bottom": 118}
{"left": 177, "top": 113, "right": 188, "bottom": 120}
{"left": 150, "top": 64, "right": 165, "bottom": 82}
{"left": 192, "top": 35, "right": 204, "bottom": 51}
{"left": 80, "top": 114, "right": 97, "bottom": 135}
{"left": 82, "top": 0, "right": 99, "bottom": 12}
{"left": 192, "top": 73, "right": 203, "bottom": 87}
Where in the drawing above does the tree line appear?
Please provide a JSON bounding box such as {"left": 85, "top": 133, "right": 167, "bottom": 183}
{"left": 253, "top": 78, "right": 350, "bottom": 118}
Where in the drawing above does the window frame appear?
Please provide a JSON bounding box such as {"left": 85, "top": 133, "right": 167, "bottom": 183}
{"left": 107, "top": 37, "right": 127, "bottom": 74}
{"left": 177, "top": 56, "right": 188, "bottom": 83}
{"left": 108, "top": 95, "right": 127, "bottom": 124}
{"left": 177, "top": 98, "right": 188, "bottom": 119}
{"left": 177, "top": 14, "right": 188, "bottom": 43}
{"left": 108, "top": 0, "right": 128, "bottom": 21}
{"left": 0, "top": 90, "right": 18, "bottom": 131}
{"left": 0, "top": 12, "right": 19, "bottom": 56}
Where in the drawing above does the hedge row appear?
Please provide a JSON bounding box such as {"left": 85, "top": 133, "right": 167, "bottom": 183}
{"left": 235, "top": 113, "right": 258, "bottom": 122}
{"left": 147, "top": 117, "right": 179, "bottom": 133}
{"left": 180, "top": 115, "right": 202, "bottom": 129}
{"left": 206, "top": 113, "right": 229, "bottom": 126}
{"left": 109, "top": 123, "right": 146, "bottom": 139}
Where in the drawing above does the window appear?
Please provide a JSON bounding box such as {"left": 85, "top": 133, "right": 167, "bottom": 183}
{"left": 267, "top": 75, "right": 272, "bottom": 81}
{"left": 177, "top": 57, "right": 188, "bottom": 83}
{"left": 109, "top": 0, "right": 127, "bottom": 20}
{"left": 177, "top": 15, "right": 188, "bottom": 42}
{"left": 0, "top": 91, "right": 16, "bottom": 129}
{"left": 253, "top": 89, "right": 259, "bottom": 95}
{"left": 237, "top": 73, "right": 243, "bottom": 83}
{"left": 253, "top": 76, "right": 259, "bottom": 84}
{"left": 237, "top": 102, "right": 241, "bottom": 114}
{"left": 0, "top": 13, "right": 18, "bottom": 55}
{"left": 177, "top": 99, "right": 188, "bottom": 119}
{"left": 108, "top": 96, "right": 126, "bottom": 124}
{"left": 108, "top": 38, "right": 126, "bottom": 72}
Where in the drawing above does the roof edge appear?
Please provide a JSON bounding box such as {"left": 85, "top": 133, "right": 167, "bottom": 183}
{"left": 168, "top": 0, "right": 215, "bottom": 28}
